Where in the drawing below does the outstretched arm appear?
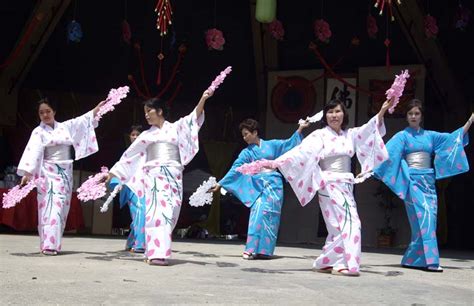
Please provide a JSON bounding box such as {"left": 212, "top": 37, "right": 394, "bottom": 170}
{"left": 463, "top": 113, "right": 474, "bottom": 135}
{"left": 195, "top": 90, "right": 213, "bottom": 118}
{"left": 376, "top": 98, "right": 395, "bottom": 123}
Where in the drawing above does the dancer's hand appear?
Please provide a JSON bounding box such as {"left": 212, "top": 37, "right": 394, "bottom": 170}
{"left": 20, "top": 175, "right": 31, "bottom": 186}
{"left": 92, "top": 100, "right": 107, "bottom": 118}
{"left": 202, "top": 89, "right": 213, "bottom": 100}
{"left": 209, "top": 183, "right": 221, "bottom": 193}
{"left": 297, "top": 120, "right": 310, "bottom": 133}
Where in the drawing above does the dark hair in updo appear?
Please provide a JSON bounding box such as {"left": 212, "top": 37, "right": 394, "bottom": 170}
{"left": 239, "top": 118, "right": 259, "bottom": 134}
{"left": 37, "top": 97, "right": 57, "bottom": 112}
{"left": 129, "top": 125, "right": 143, "bottom": 134}
{"left": 143, "top": 98, "right": 169, "bottom": 118}
{"left": 321, "top": 99, "right": 349, "bottom": 130}
{"left": 405, "top": 99, "right": 424, "bottom": 116}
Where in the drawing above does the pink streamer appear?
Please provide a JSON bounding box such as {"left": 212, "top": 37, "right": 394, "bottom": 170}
{"left": 76, "top": 167, "right": 109, "bottom": 202}
{"left": 236, "top": 159, "right": 285, "bottom": 175}
{"left": 386, "top": 69, "right": 410, "bottom": 114}
{"left": 207, "top": 66, "right": 232, "bottom": 94}
{"left": 2, "top": 178, "right": 45, "bottom": 209}
{"left": 95, "top": 86, "right": 130, "bottom": 121}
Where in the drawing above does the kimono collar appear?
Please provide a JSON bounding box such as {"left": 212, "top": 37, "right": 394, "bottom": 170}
{"left": 150, "top": 121, "right": 170, "bottom": 131}
{"left": 248, "top": 138, "right": 264, "bottom": 148}
{"left": 405, "top": 126, "right": 424, "bottom": 135}
{"left": 325, "top": 126, "right": 345, "bottom": 136}
{"left": 40, "top": 121, "right": 58, "bottom": 131}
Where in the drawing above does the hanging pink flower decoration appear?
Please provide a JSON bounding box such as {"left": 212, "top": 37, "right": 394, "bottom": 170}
{"left": 454, "top": 4, "right": 471, "bottom": 31}
{"left": 236, "top": 159, "right": 287, "bottom": 175}
{"left": 367, "top": 15, "right": 378, "bottom": 39}
{"left": 386, "top": 69, "right": 410, "bottom": 114}
{"left": 314, "top": 19, "right": 332, "bottom": 43}
{"left": 2, "top": 178, "right": 45, "bottom": 209}
{"left": 122, "top": 20, "right": 132, "bottom": 44}
{"left": 268, "top": 19, "right": 284, "bottom": 40}
{"left": 76, "top": 167, "right": 109, "bottom": 202}
{"left": 208, "top": 66, "right": 232, "bottom": 94}
{"left": 424, "top": 14, "right": 439, "bottom": 38}
{"left": 205, "top": 28, "right": 225, "bottom": 51}
{"left": 95, "top": 86, "right": 130, "bottom": 121}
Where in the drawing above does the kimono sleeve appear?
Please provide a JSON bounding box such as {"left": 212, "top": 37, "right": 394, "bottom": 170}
{"left": 17, "top": 127, "right": 44, "bottom": 177}
{"left": 373, "top": 131, "right": 411, "bottom": 200}
{"left": 432, "top": 128, "right": 470, "bottom": 179}
{"left": 62, "top": 110, "right": 99, "bottom": 160}
{"left": 276, "top": 131, "right": 324, "bottom": 206}
{"left": 270, "top": 131, "right": 304, "bottom": 158}
{"left": 109, "top": 132, "right": 147, "bottom": 184}
{"left": 351, "top": 115, "right": 389, "bottom": 173}
{"left": 175, "top": 109, "right": 205, "bottom": 166}
{"left": 218, "top": 149, "right": 259, "bottom": 207}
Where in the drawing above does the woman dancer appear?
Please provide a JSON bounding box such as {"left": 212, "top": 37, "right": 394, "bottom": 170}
{"left": 108, "top": 90, "right": 212, "bottom": 266}
{"left": 109, "top": 125, "right": 146, "bottom": 253}
{"left": 18, "top": 97, "right": 105, "bottom": 255}
{"left": 266, "top": 98, "right": 394, "bottom": 276}
{"left": 374, "top": 99, "right": 472, "bottom": 272}
{"left": 210, "top": 119, "right": 309, "bottom": 259}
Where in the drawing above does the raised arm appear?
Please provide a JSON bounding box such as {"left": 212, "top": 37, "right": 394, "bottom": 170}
{"left": 376, "top": 98, "right": 395, "bottom": 123}
{"left": 195, "top": 90, "right": 213, "bottom": 118}
{"left": 463, "top": 112, "right": 474, "bottom": 135}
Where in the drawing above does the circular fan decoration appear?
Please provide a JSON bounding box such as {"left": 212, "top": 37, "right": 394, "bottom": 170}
{"left": 271, "top": 76, "right": 316, "bottom": 123}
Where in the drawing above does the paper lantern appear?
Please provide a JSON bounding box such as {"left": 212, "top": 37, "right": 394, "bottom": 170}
{"left": 255, "top": 0, "right": 276, "bottom": 23}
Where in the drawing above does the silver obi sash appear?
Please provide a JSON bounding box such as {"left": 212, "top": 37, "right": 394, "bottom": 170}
{"left": 146, "top": 142, "right": 181, "bottom": 163}
{"left": 319, "top": 155, "right": 351, "bottom": 173}
{"left": 44, "top": 145, "right": 72, "bottom": 161}
{"left": 405, "top": 151, "right": 431, "bottom": 169}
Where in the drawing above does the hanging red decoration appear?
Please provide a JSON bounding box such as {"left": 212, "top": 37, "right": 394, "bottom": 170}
{"left": 268, "top": 19, "right": 284, "bottom": 40}
{"left": 313, "top": 19, "right": 332, "bottom": 43}
{"left": 155, "top": 0, "right": 173, "bottom": 36}
{"left": 367, "top": 14, "right": 378, "bottom": 38}
{"left": 205, "top": 28, "right": 225, "bottom": 50}
{"left": 122, "top": 20, "right": 132, "bottom": 44}
{"left": 374, "top": 0, "right": 401, "bottom": 21}
{"left": 454, "top": 4, "right": 471, "bottom": 31}
{"left": 424, "top": 14, "right": 439, "bottom": 38}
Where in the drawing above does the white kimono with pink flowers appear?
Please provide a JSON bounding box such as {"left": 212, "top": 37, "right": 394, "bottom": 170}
{"left": 110, "top": 109, "right": 204, "bottom": 260}
{"left": 17, "top": 111, "right": 99, "bottom": 252}
{"left": 276, "top": 116, "right": 388, "bottom": 273}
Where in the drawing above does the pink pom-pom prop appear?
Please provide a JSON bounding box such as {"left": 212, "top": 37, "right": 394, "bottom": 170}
{"left": 2, "top": 178, "right": 45, "bottom": 209}
{"left": 207, "top": 66, "right": 232, "bottom": 94}
{"left": 95, "top": 86, "right": 130, "bottom": 121}
{"left": 236, "top": 159, "right": 285, "bottom": 175}
{"left": 76, "top": 167, "right": 109, "bottom": 202}
{"left": 386, "top": 69, "right": 410, "bottom": 114}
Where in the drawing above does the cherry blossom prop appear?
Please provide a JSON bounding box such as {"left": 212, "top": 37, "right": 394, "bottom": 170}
{"left": 99, "top": 184, "right": 122, "bottom": 213}
{"left": 268, "top": 19, "right": 284, "bottom": 40}
{"left": 95, "top": 86, "right": 130, "bottom": 121}
{"left": 205, "top": 28, "right": 225, "bottom": 51}
{"left": 298, "top": 110, "right": 323, "bottom": 125}
{"left": 236, "top": 159, "right": 285, "bottom": 175}
{"left": 424, "top": 14, "right": 439, "bottom": 38}
{"left": 386, "top": 69, "right": 410, "bottom": 114}
{"left": 76, "top": 167, "right": 109, "bottom": 202}
{"left": 207, "top": 66, "right": 232, "bottom": 94}
{"left": 314, "top": 19, "right": 332, "bottom": 43}
{"left": 2, "top": 178, "right": 45, "bottom": 209}
{"left": 189, "top": 177, "right": 217, "bottom": 207}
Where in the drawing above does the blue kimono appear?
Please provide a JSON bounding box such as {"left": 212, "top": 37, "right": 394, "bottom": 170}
{"left": 374, "top": 127, "right": 469, "bottom": 268}
{"left": 219, "top": 132, "right": 303, "bottom": 256}
{"left": 110, "top": 177, "right": 146, "bottom": 251}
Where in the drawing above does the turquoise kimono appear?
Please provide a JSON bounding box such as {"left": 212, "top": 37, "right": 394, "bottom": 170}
{"left": 110, "top": 177, "right": 146, "bottom": 251}
{"left": 374, "top": 127, "right": 469, "bottom": 268}
{"left": 219, "top": 131, "right": 303, "bottom": 256}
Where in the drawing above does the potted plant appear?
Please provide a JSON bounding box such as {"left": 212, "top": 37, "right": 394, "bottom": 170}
{"left": 374, "top": 181, "right": 399, "bottom": 247}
